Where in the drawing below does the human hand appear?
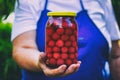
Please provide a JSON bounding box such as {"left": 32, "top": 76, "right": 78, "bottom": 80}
{"left": 109, "top": 40, "right": 120, "bottom": 80}
{"left": 12, "top": 30, "right": 81, "bottom": 77}
{"left": 38, "top": 52, "right": 81, "bottom": 77}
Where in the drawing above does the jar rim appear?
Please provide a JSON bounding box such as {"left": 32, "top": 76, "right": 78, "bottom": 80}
{"left": 47, "top": 12, "right": 76, "bottom": 16}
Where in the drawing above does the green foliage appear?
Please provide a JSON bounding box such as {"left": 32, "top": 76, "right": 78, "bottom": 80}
{"left": 0, "top": 0, "right": 15, "bottom": 21}
{"left": 112, "top": 0, "right": 120, "bottom": 27}
{"left": 0, "top": 22, "right": 21, "bottom": 80}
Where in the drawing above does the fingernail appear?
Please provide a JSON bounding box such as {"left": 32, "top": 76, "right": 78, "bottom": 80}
{"left": 78, "top": 61, "right": 82, "bottom": 64}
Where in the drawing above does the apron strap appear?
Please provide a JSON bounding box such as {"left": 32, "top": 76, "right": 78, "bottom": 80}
{"left": 80, "top": 0, "right": 85, "bottom": 10}
{"left": 44, "top": 0, "right": 85, "bottom": 11}
{"left": 44, "top": 0, "right": 48, "bottom": 10}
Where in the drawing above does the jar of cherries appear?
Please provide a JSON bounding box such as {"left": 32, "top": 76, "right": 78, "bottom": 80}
{"left": 46, "top": 12, "right": 78, "bottom": 68}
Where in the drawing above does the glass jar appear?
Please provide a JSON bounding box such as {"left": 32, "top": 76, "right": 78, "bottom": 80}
{"left": 45, "top": 12, "right": 78, "bottom": 68}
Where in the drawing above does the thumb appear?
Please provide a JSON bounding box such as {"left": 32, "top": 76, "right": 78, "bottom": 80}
{"left": 39, "top": 52, "right": 47, "bottom": 62}
{"left": 40, "top": 52, "right": 46, "bottom": 58}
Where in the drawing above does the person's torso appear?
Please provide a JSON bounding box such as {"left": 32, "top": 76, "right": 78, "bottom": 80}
{"left": 37, "top": 0, "right": 111, "bottom": 48}
{"left": 21, "top": 0, "right": 110, "bottom": 80}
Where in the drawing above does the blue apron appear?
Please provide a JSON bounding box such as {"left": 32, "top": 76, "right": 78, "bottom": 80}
{"left": 21, "top": 0, "right": 109, "bottom": 80}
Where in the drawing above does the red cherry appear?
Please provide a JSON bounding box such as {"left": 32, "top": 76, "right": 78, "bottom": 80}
{"left": 61, "top": 35, "right": 69, "bottom": 41}
{"left": 48, "top": 40, "right": 55, "bottom": 47}
{"left": 53, "top": 46, "right": 60, "bottom": 52}
{"left": 52, "top": 33, "right": 60, "bottom": 40}
{"left": 76, "top": 46, "right": 78, "bottom": 52}
{"left": 65, "top": 28, "right": 72, "bottom": 35}
{"left": 57, "top": 58, "right": 64, "bottom": 66}
{"left": 65, "top": 41, "right": 72, "bottom": 47}
{"left": 73, "top": 59, "right": 77, "bottom": 63}
{"left": 75, "top": 53, "right": 78, "bottom": 58}
{"left": 71, "top": 23, "right": 77, "bottom": 30}
{"left": 56, "top": 40, "right": 64, "bottom": 47}
{"left": 69, "top": 53, "right": 76, "bottom": 59}
{"left": 56, "top": 28, "right": 64, "bottom": 35}
{"left": 73, "top": 31, "right": 78, "bottom": 39}
{"left": 62, "top": 21, "right": 68, "bottom": 28}
{"left": 46, "top": 36, "right": 50, "bottom": 43}
{"left": 49, "top": 58, "right": 57, "bottom": 65}
{"left": 46, "top": 28, "right": 53, "bottom": 36}
{"left": 61, "top": 53, "right": 68, "bottom": 60}
{"left": 65, "top": 59, "right": 72, "bottom": 66}
{"left": 53, "top": 53, "right": 61, "bottom": 59}
{"left": 61, "top": 47, "right": 68, "bottom": 53}
{"left": 72, "top": 41, "right": 77, "bottom": 47}
{"left": 70, "top": 35, "right": 76, "bottom": 41}
{"left": 47, "top": 53, "right": 52, "bottom": 58}
{"left": 46, "top": 47, "right": 52, "bottom": 53}
{"left": 68, "top": 47, "right": 75, "bottom": 53}
{"left": 74, "top": 30, "right": 77, "bottom": 35}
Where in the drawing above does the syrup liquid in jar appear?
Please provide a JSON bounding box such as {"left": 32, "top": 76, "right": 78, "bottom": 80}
{"left": 46, "top": 12, "right": 78, "bottom": 68}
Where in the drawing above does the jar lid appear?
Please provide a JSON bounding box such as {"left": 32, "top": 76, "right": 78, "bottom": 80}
{"left": 47, "top": 12, "right": 76, "bottom": 16}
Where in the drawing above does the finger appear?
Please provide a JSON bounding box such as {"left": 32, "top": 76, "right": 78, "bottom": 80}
{"left": 39, "top": 52, "right": 67, "bottom": 77}
{"left": 39, "top": 52, "right": 47, "bottom": 61}
{"left": 75, "top": 61, "right": 81, "bottom": 72}
{"left": 42, "top": 64, "right": 67, "bottom": 77}
{"left": 39, "top": 54, "right": 67, "bottom": 77}
{"left": 40, "top": 52, "right": 46, "bottom": 57}
{"left": 61, "top": 61, "right": 81, "bottom": 76}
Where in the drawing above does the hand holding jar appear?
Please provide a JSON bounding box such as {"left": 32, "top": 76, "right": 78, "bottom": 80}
{"left": 45, "top": 12, "right": 78, "bottom": 68}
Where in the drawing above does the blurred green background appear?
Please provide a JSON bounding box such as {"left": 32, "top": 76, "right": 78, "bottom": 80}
{"left": 0, "top": 0, "right": 120, "bottom": 80}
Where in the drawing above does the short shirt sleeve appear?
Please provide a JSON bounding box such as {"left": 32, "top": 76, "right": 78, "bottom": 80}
{"left": 11, "top": 0, "right": 42, "bottom": 41}
{"left": 103, "top": 0, "right": 120, "bottom": 40}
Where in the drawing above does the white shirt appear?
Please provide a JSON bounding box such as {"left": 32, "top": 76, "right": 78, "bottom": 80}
{"left": 11, "top": 0, "right": 120, "bottom": 48}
